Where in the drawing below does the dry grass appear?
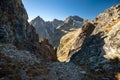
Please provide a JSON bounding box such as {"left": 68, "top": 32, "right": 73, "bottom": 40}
{"left": 104, "top": 18, "right": 120, "bottom": 33}
{"left": 57, "top": 29, "right": 81, "bottom": 62}
{"left": 116, "top": 72, "right": 120, "bottom": 80}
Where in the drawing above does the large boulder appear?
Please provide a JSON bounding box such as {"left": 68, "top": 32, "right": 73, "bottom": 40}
{"left": 57, "top": 22, "right": 95, "bottom": 62}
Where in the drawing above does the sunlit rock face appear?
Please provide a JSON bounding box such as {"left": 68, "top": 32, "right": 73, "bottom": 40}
{"left": 93, "top": 3, "right": 120, "bottom": 60}
{"left": 57, "top": 22, "right": 95, "bottom": 62}
{"left": 104, "top": 20, "right": 120, "bottom": 60}
{"left": 57, "top": 4, "right": 120, "bottom": 63}
{"left": 93, "top": 3, "right": 120, "bottom": 35}
{"left": 0, "top": 0, "right": 57, "bottom": 62}
{"left": 70, "top": 3, "right": 120, "bottom": 79}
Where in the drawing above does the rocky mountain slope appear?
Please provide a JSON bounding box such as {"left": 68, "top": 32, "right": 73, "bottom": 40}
{"left": 57, "top": 3, "right": 120, "bottom": 62}
{"left": 0, "top": 0, "right": 120, "bottom": 80}
{"left": 0, "top": 0, "right": 56, "bottom": 62}
{"left": 0, "top": 0, "right": 86, "bottom": 80}
{"left": 59, "top": 3, "right": 120, "bottom": 79}
{"left": 31, "top": 15, "right": 84, "bottom": 47}
{"left": 53, "top": 16, "right": 84, "bottom": 47}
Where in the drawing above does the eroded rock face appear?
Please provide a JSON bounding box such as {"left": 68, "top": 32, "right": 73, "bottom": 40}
{"left": 93, "top": 3, "right": 120, "bottom": 35}
{"left": 0, "top": 0, "right": 39, "bottom": 49}
{"left": 70, "top": 4, "right": 120, "bottom": 79}
{"left": 104, "top": 20, "right": 120, "bottom": 60}
{"left": 92, "top": 4, "right": 120, "bottom": 60}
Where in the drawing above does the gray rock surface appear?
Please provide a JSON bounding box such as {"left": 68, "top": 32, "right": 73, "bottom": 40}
{"left": 70, "top": 3, "right": 120, "bottom": 80}
{"left": 0, "top": 0, "right": 39, "bottom": 49}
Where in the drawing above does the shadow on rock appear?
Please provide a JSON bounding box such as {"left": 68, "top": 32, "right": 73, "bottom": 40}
{"left": 70, "top": 32, "right": 120, "bottom": 80}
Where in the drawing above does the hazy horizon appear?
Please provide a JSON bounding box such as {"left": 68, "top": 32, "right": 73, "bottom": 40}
{"left": 22, "top": 0, "right": 120, "bottom": 21}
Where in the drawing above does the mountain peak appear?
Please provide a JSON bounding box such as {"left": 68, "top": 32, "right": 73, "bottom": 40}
{"left": 64, "top": 16, "right": 83, "bottom": 24}
{"left": 34, "top": 16, "right": 44, "bottom": 21}
{"left": 30, "top": 16, "right": 45, "bottom": 25}
{"left": 53, "top": 18, "right": 59, "bottom": 21}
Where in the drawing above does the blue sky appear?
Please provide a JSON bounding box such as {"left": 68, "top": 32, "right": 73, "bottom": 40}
{"left": 22, "top": 0, "right": 120, "bottom": 21}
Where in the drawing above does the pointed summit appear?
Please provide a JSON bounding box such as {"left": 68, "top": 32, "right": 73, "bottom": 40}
{"left": 35, "top": 16, "right": 44, "bottom": 21}
{"left": 30, "top": 16, "right": 45, "bottom": 25}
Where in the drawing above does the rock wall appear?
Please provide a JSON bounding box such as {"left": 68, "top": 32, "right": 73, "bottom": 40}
{"left": 0, "top": 0, "right": 57, "bottom": 62}
{"left": 70, "top": 4, "right": 120, "bottom": 79}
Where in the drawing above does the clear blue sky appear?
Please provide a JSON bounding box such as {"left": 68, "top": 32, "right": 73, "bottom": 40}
{"left": 22, "top": 0, "right": 120, "bottom": 21}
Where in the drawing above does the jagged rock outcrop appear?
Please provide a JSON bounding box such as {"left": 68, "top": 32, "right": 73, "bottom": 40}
{"left": 0, "top": 0, "right": 39, "bottom": 48}
{"left": 57, "top": 22, "right": 95, "bottom": 62}
{"left": 93, "top": 4, "right": 120, "bottom": 60}
{"left": 70, "top": 4, "right": 120, "bottom": 80}
{"left": 0, "top": 0, "right": 57, "bottom": 62}
{"left": 103, "top": 20, "right": 120, "bottom": 59}
{"left": 93, "top": 4, "right": 120, "bottom": 35}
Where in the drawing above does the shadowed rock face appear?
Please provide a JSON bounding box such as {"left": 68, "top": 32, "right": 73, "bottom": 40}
{"left": 70, "top": 4, "right": 120, "bottom": 80}
{"left": 0, "top": 0, "right": 39, "bottom": 48}
{"left": 0, "top": 0, "right": 57, "bottom": 62}
{"left": 0, "top": 0, "right": 84, "bottom": 80}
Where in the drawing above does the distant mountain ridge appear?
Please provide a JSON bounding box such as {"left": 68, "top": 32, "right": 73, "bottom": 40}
{"left": 31, "top": 15, "right": 84, "bottom": 47}
{"left": 30, "top": 16, "right": 64, "bottom": 45}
